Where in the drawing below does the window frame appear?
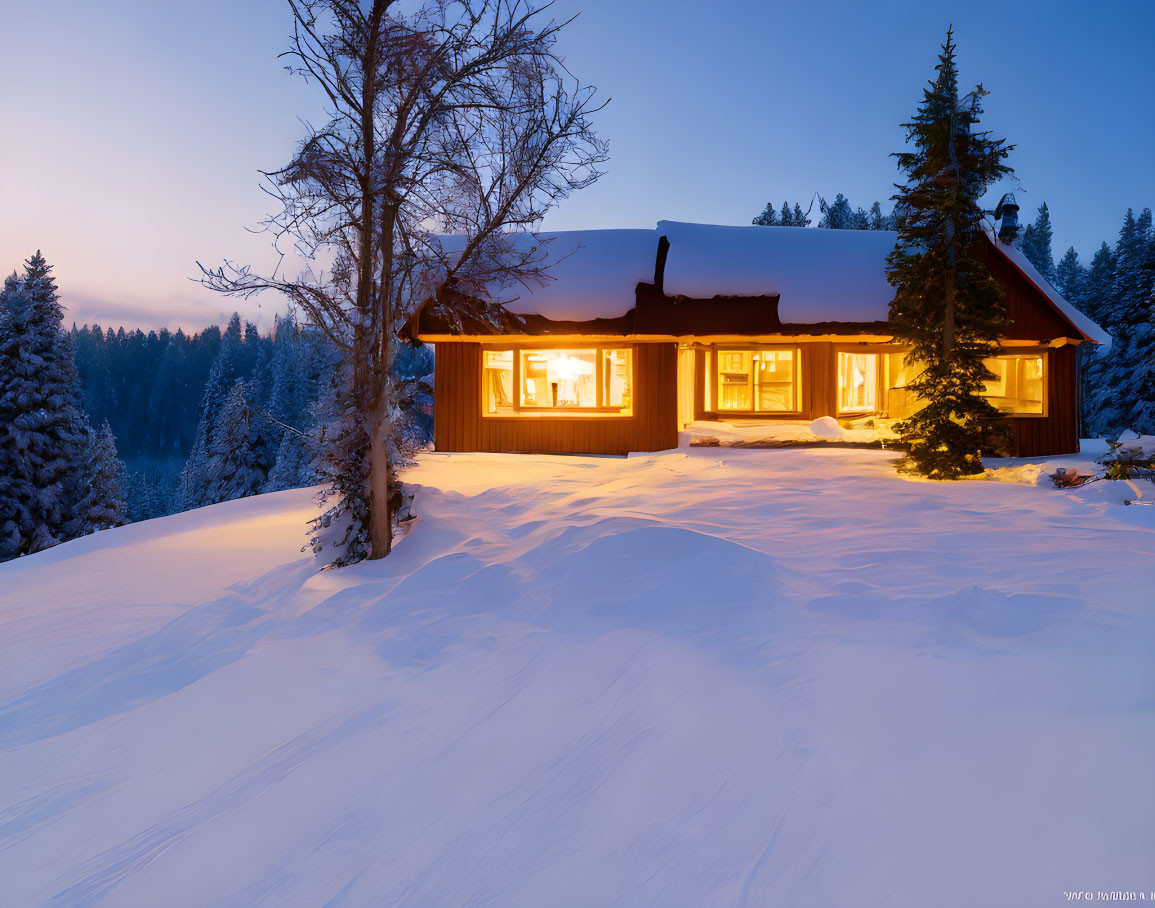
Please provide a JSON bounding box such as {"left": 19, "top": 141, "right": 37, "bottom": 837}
{"left": 980, "top": 349, "right": 1049, "bottom": 418}
{"left": 480, "top": 342, "right": 636, "bottom": 418}
{"left": 710, "top": 344, "right": 803, "bottom": 416}
{"left": 835, "top": 347, "right": 885, "bottom": 417}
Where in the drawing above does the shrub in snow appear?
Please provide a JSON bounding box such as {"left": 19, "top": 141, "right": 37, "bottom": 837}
{"left": 1099, "top": 432, "right": 1155, "bottom": 484}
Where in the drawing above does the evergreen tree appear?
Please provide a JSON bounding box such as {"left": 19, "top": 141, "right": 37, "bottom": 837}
{"left": 0, "top": 252, "right": 91, "bottom": 559}
{"left": 203, "top": 380, "right": 269, "bottom": 504}
{"left": 1080, "top": 242, "right": 1116, "bottom": 326}
{"left": 752, "top": 201, "right": 779, "bottom": 226}
{"left": 68, "top": 421, "right": 127, "bottom": 535}
{"left": 1084, "top": 208, "right": 1155, "bottom": 436}
{"left": 1019, "top": 202, "right": 1055, "bottom": 281}
{"left": 816, "top": 194, "right": 890, "bottom": 230}
{"left": 179, "top": 313, "right": 246, "bottom": 508}
{"left": 1053, "top": 246, "right": 1085, "bottom": 301}
{"left": 886, "top": 29, "right": 1013, "bottom": 478}
{"left": 753, "top": 199, "right": 811, "bottom": 227}
{"left": 818, "top": 193, "right": 854, "bottom": 229}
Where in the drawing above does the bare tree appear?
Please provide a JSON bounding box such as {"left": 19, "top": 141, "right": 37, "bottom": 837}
{"left": 200, "top": 0, "right": 607, "bottom": 563}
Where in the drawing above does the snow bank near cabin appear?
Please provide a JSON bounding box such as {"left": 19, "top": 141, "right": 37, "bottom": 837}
{"left": 1, "top": 449, "right": 1153, "bottom": 907}
{"left": 659, "top": 220, "right": 897, "bottom": 322}
{"left": 683, "top": 418, "right": 898, "bottom": 446}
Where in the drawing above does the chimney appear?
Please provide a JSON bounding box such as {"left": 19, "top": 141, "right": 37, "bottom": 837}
{"left": 654, "top": 234, "right": 670, "bottom": 296}
{"left": 993, "top": 192, "right": 1020, "bottom": 245}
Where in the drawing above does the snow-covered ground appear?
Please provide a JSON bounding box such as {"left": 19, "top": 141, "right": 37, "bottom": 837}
{"left": 683, "top": 418, "right": 898, "bottom": 446}
{"left": 1, "top": 447, "right": 1153, "bottom": 907}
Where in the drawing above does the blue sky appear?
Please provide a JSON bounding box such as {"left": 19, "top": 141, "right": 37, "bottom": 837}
{"left": 1, "top": 0, "right": 1151, "bottom": 331}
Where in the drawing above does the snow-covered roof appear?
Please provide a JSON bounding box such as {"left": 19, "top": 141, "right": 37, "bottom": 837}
{"left": 464, "top": 229, "right": 659, "bottom": 321}
{"left": 980, "top": 222, "right": 1110, "bottom": 346}
{"left": 426, "top": 221, "right": 1110, "bottom": 341}
{"left": 658, "top": 221, "right": 898, "bottom": 323}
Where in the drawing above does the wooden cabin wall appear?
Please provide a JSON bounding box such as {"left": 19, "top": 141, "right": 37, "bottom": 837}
{"left": 804, "top": 343, "right": 836, "bottom": 419}
{"left": 1007, "top": 343, "right": 1079, "bottom": 456}
{"left": 433, "top": 341, "right": 678, "bottom": 455}
{"left": 978, "top": 242, "right": 1080, "bottom": 341}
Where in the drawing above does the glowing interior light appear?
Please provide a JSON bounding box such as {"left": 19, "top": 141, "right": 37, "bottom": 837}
{"left": 546, "top": 354, "right": 594, "bottom": 384}
{"left": 837, "top": 352, "right": 878, "bottom": 413}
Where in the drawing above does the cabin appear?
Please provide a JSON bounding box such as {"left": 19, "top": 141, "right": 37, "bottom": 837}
{"left": 411, "top": 215, "right": 1107, "bottom": 458}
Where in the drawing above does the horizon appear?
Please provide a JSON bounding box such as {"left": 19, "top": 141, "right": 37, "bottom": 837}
{"left": 2, "top": 0, "right": 1152, "bottom": 333}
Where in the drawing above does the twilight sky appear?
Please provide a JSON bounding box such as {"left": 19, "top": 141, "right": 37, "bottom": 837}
{"left": 2, "top": 0, "right": 1152, "bottom": 332}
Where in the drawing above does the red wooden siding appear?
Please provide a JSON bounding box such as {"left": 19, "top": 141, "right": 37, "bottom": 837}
{"left": 978, "top": 241, "right": 1082, "bottom": 342}
{"left": 1006, "top": 343, "right": 1079, "bottom": 457}
{"left": 433, "top": 341, "right": 678, "bottom": 455}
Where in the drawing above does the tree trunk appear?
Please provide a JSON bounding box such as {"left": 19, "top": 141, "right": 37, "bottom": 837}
{"left": 367, "top": 400, "right": 392, "bottom": 559}
{"left": 943, "top": 275, "right": 956, "bottom": 358}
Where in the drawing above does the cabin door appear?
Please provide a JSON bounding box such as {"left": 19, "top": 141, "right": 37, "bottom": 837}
{"left": 677, "top": 346, "right": 695, "bottom": 429}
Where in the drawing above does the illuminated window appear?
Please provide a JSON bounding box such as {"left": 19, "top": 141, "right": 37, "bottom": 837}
{"left": 483, "top": 350, "right": 514, "bottom": 415}
{"left": 715, "top": 348, "right": 798, "bottom": 413}
{"left": 482, "top": 347, "right": 632, "bottom": 415}
{"left": 837, "top": 351, "right": 880, "bottom": 414}
{"left": 980, "top": 353, "right": 1046, "bottom": 415}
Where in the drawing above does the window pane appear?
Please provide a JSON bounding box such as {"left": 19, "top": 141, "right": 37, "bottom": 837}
{"left": 603, "top": 348, "right": 632, "bottom": 409}
{"left": 483, "top": 349, "right": 514, "bottom": 415}
{"left": 520, "top": 349, "right": 598, "bottom": 408}
{"left": 716, "top": 349, "right": 797, "bottom": 412}
{"left": 754, "top": 349, "right": 795, "bottom": 412}
{"left": 717, "top": 350, "right": 752, "bottom": 411}
{"left": 981, "top": 355, "right": 1045, "bottom": 415}
{"left": 838, "top": 351, "right": 879, "bottom": 413}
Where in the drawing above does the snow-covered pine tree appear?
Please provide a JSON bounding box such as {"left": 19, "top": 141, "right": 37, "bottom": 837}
{"left": 1054, "top": 247, "right": 1085, "bottom": 301}
{"left": 869, "top": 201, "right": 885, "bottom": 230}
{"left": 0, "top": 252, "right": 91, "bottom": 559}
{"left": 1019, "top": 202, "right": 1055, "bottom": 281}
{"left": 779, "top": 201, "right": 793, "bottom": 225}
{"left": 178, "top": 313, "right": 246, "bottom": 508}
{"left": 791, "top": 203, "right": 811, "bottom": 226}
{"left": 203, "top": 379, "right": 268, "bottom": 504}
{"left": 1084, "top": 208, "right": 1155, "bottom": 435}
{"left": 67, "top": 421, "right": 127, "bottom": 536}
{"left": 1080, "top": 242, "right": 1116, "bottom": 327}
{"left": 1077, "top": 241, "right": 1117, "bottom": 434}
{"left": 1121, "top": 279, "right": 1155, "bottom": 433}
{"left": 886, "top": 29, "right": 1013, "bottom": 478}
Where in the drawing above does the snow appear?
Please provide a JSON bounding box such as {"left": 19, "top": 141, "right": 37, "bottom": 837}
{"left": 809, "top": 415, "right": 845, "bottom": 439}
{"left": 2, "top": 450, "right": 1153, "bottom": 906}
{"left": 682, "top": 418, "right": 897, "bottom": 446}
{"left": 1112, "top": 432, "right": 1155, "bottom": 458}
{"left": 982, "top": 222, "right": 1111, "bottom": 347}
{"left": 436, "top": 229, "right": 659, "bottom": 321}
{"left": 658, "top": 221, "right": 898, "bottom": 323}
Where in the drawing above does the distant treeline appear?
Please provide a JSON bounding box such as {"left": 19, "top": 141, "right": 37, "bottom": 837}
{"left": 1009, "top": 202, "right": 1155, "bottom": 437}
{"left": 2, "top": 245, "right": 435, "bottom": 563}
{"left": 70, "top": 312, "right": 432, "bottom": 524}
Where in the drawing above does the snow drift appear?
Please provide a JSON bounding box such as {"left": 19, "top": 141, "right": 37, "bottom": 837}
{"left": 1, "top": 447, "right": 1152, "bottom": 906}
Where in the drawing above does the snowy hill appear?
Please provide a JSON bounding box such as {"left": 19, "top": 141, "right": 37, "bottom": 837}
{"left": 1, "top": 447, "right": 1153, "bottom": 906}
